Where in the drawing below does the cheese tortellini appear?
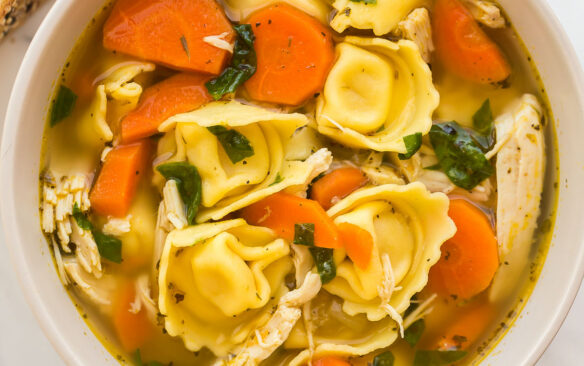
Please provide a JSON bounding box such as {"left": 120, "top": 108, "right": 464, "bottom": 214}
{"left": 158, "top": 219, "right": 293, "bottom": 356}
{"left": 159, "top": 101, "right": 332, "bottom": 223}
{"left": 330, "top": 0, "right": 428, "bottom": 36}
{"left": 324, "top": 183, "right": 456, "bottom": 320}
{"left": 316, "top": 37, "right": 439, "bottom": 153}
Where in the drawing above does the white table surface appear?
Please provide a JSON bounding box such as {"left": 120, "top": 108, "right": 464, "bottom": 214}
{"left": 0, "top": 1, "right": 583, "bottom": 365}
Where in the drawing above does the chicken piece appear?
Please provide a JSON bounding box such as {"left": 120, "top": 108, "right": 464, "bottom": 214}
{"left": 203, "top": 32, "right": 235, "bottom": 53}
{"left": 489, "top": 94, "right": 545, "bottom": 301}
{"left": 228, "top": 273, "right": 322, "bottom": 366}
{"left": 102, "top": 215, "right": 132, "bottom": 236}
{"left": 163, "top": 180, "right": 188, "bottom": 229}
{"left": 285, "top": 148, "right": 333, "bottom": 198}
{"left": 63, "top": 258, "right": 117, "bottom": 313}
{"left": 129, "top": 274, "right": 158, "bottom": 324}
{"left": 396, "top": 8, "right": 434, "bottom": 63}
{"left": 462, "top": 0, "right": 505, "bottom": 28}
{"left": 70, "top": 218, "right": 102, "bottom": 278}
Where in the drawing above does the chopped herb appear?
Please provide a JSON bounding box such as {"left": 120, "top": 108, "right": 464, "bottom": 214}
{"left": 309, "top": 247, "right": 336, "bottom": 284}
{"left": 269, "top": 172, "right": 284, "bottom": 186}
{"left": 413, "top": 350, "right": 467, "bottom": 366}
{"left": 471, "top": 99, "right": 495, "bottom": 151}
{"left": 429, "top": 122, "right": 494, "bottom": 190}
{"left": 156, "top": 162, "right": 203, "bottom": 225}
{"left": 50, "top": 85, "right": 77, "bottom": 126}
{"left": 398, "top": 132, "right": 423, "bottom": 160}
{"left": 92, "top": 230, "right": 122, "bottom": 263}
{"left": 373, "top": 351, "right": 395, "bottom": 366}
{"left": 294, "top": 223, "right": 315, "bottom": 246}
{"left": 452, "top": 335, "right": 468, "bottom": 348}
{"left": 376, "top": 124, "right": 386, "bottom": 133}
{"left": 180, "top": 35, "right": 190, "bottom": 59}
{"left": 207, "top": 125, "right": 254, "bottom": 164}
{"left": 404, "top": 319, "right": 425, "bottom": 347}
{"left": 134, "top": 349, "right": 164, "bottom": 366}
{"left": 349, "top": 0, "right": 377, "bottom": 4}
{"left": 72, "top": 203, "right": 93, "bottom": 231}
{"left": 206, "top": 24, "right": 256, "bottom": 100}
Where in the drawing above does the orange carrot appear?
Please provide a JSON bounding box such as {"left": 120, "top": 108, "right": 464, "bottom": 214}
{"left": 121, "top": 73, "right": 212, "bottom": 143}
{"left": 310, "top": 167, "right": 368, "bottom": 210}
{"left": 313, "top": 356, "right": 352, "bottom": 366}
{"left": 90, "top": 140, "right": 151, "bottom": 217}
{"left": 241, "top": 192, "right": 342, "bottom": 249}
{"left": 103, "top": 0, "right": 235, "bottom": 75}
{"left": 433, "top": 0, "right": 511, "bottom": 84}
{"left": 244, "top": 3, "right": 335, "bottom": 105}
{"left": 428, "top": 199, "right": 499, "bottom": 299}
{"left": 338, "top": 222, "right": 373, "bottom": 270}
{"left": 436, "top": 303, "right": 495, "bottom": 351}
{"left": 112, "top": 281, "right": 155, "bottom": 352}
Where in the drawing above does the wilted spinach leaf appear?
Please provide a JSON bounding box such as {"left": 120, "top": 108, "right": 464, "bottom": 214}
{"left": 398, "top": 132, "right": 423, "bottom": 160}
{"left": 156, "top": 162, "right": 202, "bottom": 224}
{"left": 373, "top": 351, "right": 395, "bottom": 366}
{"left": 207, "top": 125, "right": 254, "bottom": 164}
{"left": 429, "top": 122, "right": 494, "bottom": 190}
{"left": 294, "top": 223, "right": 315, "bottom": 246}
{"left": 50, "top": 85, "right": 77, "bottom": 127}
{"left": 92, "top": 230, "right": 122, "bottom": 263}
{"left": 350, "top": 0, "right": 377, "bottom": 4}
{"left": 134, "top": 349, "right": 164, "bottom": 366}
{"left": 413, "top": 350, "right": 467, "bottom": 366}
{"left": 405, "top": 319, "right": 426, "bottom": 347}
{"left": 472, "top": 99, "right": 495, "bottom": 151}
{"left": 205, "top": 24, "right": 256, "bottom": 100}
{"left": 310, "top": 247, "right": 336, "bottom": 284}
{"left": 72, "top": 203, "right": 93, "bottom": 231}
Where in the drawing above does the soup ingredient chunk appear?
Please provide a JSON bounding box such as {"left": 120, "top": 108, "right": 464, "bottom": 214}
{"left": 103, "top": 0, "right": 235, "bottom": 75}
{"left": 433, "top": 0, "right": 511, "bottom": 84}
{"left": 90, "top": 140, "right": 151, "bottom": 217}
{"left": 244, "top": 3, "right": 335, "bottom": 105}
{"left": 121, "top": 73, "right": 212, "bottom": 144}
{"left": 310, "top": 167, "right": 368, "bottom": 210}
{"left": 428, "top": 199, "right": 499, "bottom": 300}
{"left": 338, "top": 222, "right": 374, "bottom": 270}
{"left": 313, "top": 356, "right": 351, "bottom": 366}
{"left": 435, "top": 302, "right": 495, "bottom": 351}
{"left": 113, "top": 281, "right": 155, "bottom": 352}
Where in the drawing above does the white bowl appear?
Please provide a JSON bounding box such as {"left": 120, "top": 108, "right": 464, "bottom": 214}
{"left": 1, "top": 0, "right": 584, "bottom": 365}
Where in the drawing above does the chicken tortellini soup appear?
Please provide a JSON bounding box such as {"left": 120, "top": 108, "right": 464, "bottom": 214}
{"left": 40, "top": 0, "right": 557, "bottom": 364}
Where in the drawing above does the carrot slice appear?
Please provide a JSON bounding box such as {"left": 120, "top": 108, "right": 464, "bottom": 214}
{"left": 310, "top": 167, "right": 368, "bottom": 210}
{"left": 244, "top": 3, "right": 335, "bottom": 105}
{"left": 120, "top": 73, "right": 212, "bottom": 144}
{"left": 433, "top": 0, "right": 511, "bottom": 84}
{"left": 313, "top": 357, "right": 352, "bottom": 366}
{"left": 241, "top": 192, "right": 342, "bottom": 249}
{"left": 436, "top": 303, "right": 495, "bottom": 351}
{"left": 90, "top": 140, "right": 151, "bottom": 217}
{"left": 428, "top": 199, "right": 499, "bottom": 299}
{"left": 112, "top": 281, "right": 155, "bottom": 352}
{"left": 338, "top": 222, "right": 374, "bottom": 270}
{"left": 103, "top": 0, "right": 235, "bottom": 75}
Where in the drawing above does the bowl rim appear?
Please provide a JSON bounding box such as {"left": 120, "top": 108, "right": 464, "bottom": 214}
{"left": 1, "top": 0, "right": 584, "bottom": 365}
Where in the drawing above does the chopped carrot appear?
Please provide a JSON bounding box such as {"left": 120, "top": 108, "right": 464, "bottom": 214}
{"left": 310, "top": 167, "right": 368, "bottom": 210}
{"left": 313, "top": 356, "right": 352, "bottom": 366}
{"left": 433, "top": 0, "right": 511, "bottom": 84}
{"left": 112, "top": 281, "right": 155, "bottom": 352}
{"left": 244, "top": 3, "right": 335, "bottom": 105}
{"left": 428, "top": 199, "right": 499, "bottom": 299}
{"left": 121, "top": 73, "right": 212, "bottom": 143}
{"left": 103, "top": 0, "right": 235, "bottom": 75}
{"left": 435, "top": 302, "right": 495, "bottom": 351}
{"left": 338, "top": 222, "right": 374, "bottom": 270}
{"left": 241, "top": 192, "right": 342, "bottom": 249}
{"left": 90, "top": 140, "right": 151, "bottom": 217}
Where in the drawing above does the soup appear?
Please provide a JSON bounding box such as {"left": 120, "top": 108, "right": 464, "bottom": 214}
{"left": 38, "top": 0, "right": 557, "bottom": 365}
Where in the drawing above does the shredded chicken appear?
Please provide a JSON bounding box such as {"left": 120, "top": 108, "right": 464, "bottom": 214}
{"left": 285, "top": 148, "right": 333, "bottom": 198}
{"left": 100, "top": 146, "right": 113, "bottom": 162}
{"left": 102, "top": 215, "right": 132, "bottom": 236}
{"left": 63, "top": 258, "right": 116, "bottom": 312}
{"left": 403, "top": 293, "right": 437, "bottom": 329}
{"left": 396, "top": 8, "right": 434, "bottom": 63}
{"left": 203, "top": 32, "right": 235, "bottom": 53}
{"left": 163, "top": 180, "right": 188, "bottom": 229}
{"left": 51, "top": 236, "right": 69, "bottom": 286}
{"left": 70, "top": 218, "right": 102, "bottom": 278}
{"left": 489, "top": 94, "right": 544, "bottom": 301}
{"left": 377, "top": 254, "right": 404, "bottom": 337}
{"left": 129, "top": 274, "right": 158, "bottom": 324}
{"left": 462, "top": 0, "right": 506, "bottom": 28}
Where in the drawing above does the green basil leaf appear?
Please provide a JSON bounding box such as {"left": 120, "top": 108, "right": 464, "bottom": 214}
{"left": 373, "top": 351, "right": 395, "bottom": 366}
{"left": 50, "top": 85, "right": 77, "bottom": 127}
{"left": 405, "top": 319, "right": 426, "bottom": 347}
{"left": 350, "top": 0, "right": 377, "bottom": 4}
{"left": 429, "top": 122, "right": 494, "bottom": 190}
{"left": 309, "top": 247, "right": 336, "bottom": 284}
{"left": 269, "top": 172, "right": 284, "bottom": 187}
{"left": 207, "top": 126, "right": 254, "bottom": 164}
{"left": 294, "top": 223, "right": 315, "bottom": 246}
{"left": 413, "top": 350, "right": 467, "bottom": 366}
{"left": 134, "top": 349, "right": 164, "bottom": 366}
{"left": 206, "top": 24, "right": 256, "bottom": 100}
{"left": 398, "top": 132, "right": 423, "bottom": 160}
{"left": 156, "top": 162, "right": 202, "bottom": 225}
{"left": 72, "top": 203, "right": 93, "bottom": 231}
{"left": 180, "top": 35, "right": 190, "bottom": 59}
{"left": 92, "top": 230, "right": 122, "bottom": 263}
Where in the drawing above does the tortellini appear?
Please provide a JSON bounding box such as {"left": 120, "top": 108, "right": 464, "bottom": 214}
{"left": 316, "top": 36, "right": 439, "bottom": 153}
{"left": 158, "top": 219, "right": 293, "bottom": 356}
{"left": 323, "top": 183, "right": 456, "bottom": 320}
{"left": 330, "top": 0, "right": 428, "bottom": 36}
{"left": 159, "top": 101, "right": 332, "bottom": 223}
{"left": 221, "top": 0, "right": 330, "bottom": 23}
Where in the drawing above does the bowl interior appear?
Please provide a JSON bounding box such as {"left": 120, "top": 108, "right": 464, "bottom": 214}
{"left": 1, "top": 0, "right": 584, "bottom": 365}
